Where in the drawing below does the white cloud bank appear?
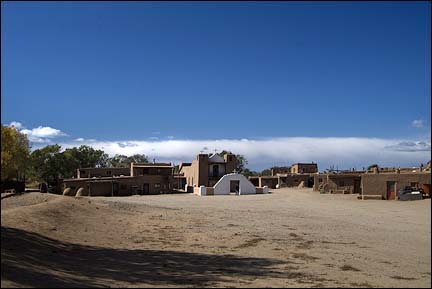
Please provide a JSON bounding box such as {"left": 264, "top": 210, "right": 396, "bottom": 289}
{"left": 56, "top": 137, "right": 431, "bottom": 171}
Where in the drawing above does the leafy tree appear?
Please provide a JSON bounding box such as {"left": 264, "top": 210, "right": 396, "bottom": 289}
{"left": 261, "top": 169, "right": 272, "bottom": 176}
{"left": 29, "top": 144, "right": 67, "bottom": 184}
{"left": 242, "top": 168, "right": 260, "bottom": 178}
{"left": 367, "top": 164, "right": 379, "bottom": 170}
{"left": 1, "top": 125, "right": 30, "bottom": 181}
{"left": 126, "top": 154, "right": 149, "bottom": 164}
{"left": 29, "top": 145, "right": 110, "bottom": 183}
{"left": 107, "top": 154, "right": 130, "bottom": 167}
{"left": 217, "top": 150, "right": 248, "bottom": 173}
{"left": 63, "top": 145, "right": 109, "bottom": 170}
{"left": 107, "top": 154, "right": 149, "bottom": 167}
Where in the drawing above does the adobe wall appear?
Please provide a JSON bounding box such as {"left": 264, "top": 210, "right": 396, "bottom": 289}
{"left": 271, "top": 167, "right": 291, "bottom": 176}
{"left": 278, "top": 174, "right": 310, "bottom": 187}
{"left": 77, "top": 167, "right": 130, "bottom": 178}
{"left": 224, "top": 154, "right": 237, "bottom": 174}
{"left": 63, "top": 175, "right": 174, "bottom": 197}
{"left": 197, "top": 154, "right": 209, "bottom": 186}
{"left": 362, "top": 173, "right": 431, "bottom": 198}
{"left": 258, "top": 177, "right": 279, "bottom": 189}
{"left": 313, "top": 174, "right": 361, "bottom": 193}
{"left": 291, "top": 164, "right": 318, "bottom": 174}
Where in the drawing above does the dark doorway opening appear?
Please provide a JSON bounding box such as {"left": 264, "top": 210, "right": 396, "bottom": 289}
{"left": 143, "top": 183, "right": 150, "bottom": 194}
{"left": 112, "top": 183, "right": 119, "bottom": 196}
{"left": 230, "top": 180, "right": 240, "bottom": 194}
{"left": 213, "top": 165, "right": 219, "bottom": 177}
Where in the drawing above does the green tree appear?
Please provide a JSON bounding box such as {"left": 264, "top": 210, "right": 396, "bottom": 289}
{"left": 367, "top": 164, "right": 379, "bottom": 170}
{"left": 30, "top": 144, "right": 67, "bottom": 184}
{"left": 30, "top": 145, "right": 110, "bottom": 183}
{"left": 1, "top": 125, "right": 30, "bottom": 181}
{"left": 107, "top": 154, "right": 149, "bottom": 167}
{"left": 217, "top": 150, "right": 248, "bottom": 173}
{"left": 126, "top": 154, "right": 149, "bottom": 164}
{"left": 63, "top": 145, "right": 109, "bottom": 170}
{"left": 107, "top": 154, "right": 130, "bottom": 167}
{"left": 261, "top": 169, "right": 272, "bottom": 176}
{"left": 242, "top": 168, "right": 259, "bottom": 178}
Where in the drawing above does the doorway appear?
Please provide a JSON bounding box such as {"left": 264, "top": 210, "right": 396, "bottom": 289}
{"left": 230, "top": 180, "right": 240, "bottom": 194}
{"left": 112, "top": 183, "right": 119, "bottom": 196}
{"left": 143, "top": 183, "right": 149, "bottom": 195}
{"left": 386, "top": 181, "right": 396, "bottom": 200}
{"left": 354, "top": 179, "right": 361, "bottom": 194}
{"left": 213, "top": 165, "right": 219, "bottom": 177}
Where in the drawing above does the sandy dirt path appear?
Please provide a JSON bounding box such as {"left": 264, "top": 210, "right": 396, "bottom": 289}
{"left": 1, "top": 188, "right": 430, "bottom": 287}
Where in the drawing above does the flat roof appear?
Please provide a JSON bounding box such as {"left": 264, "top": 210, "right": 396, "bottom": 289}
{"left": 64, "top": 176, "right": 136, "bottom": 182}
{"left": 132, "top": 164, "right": 172, "bottom": 168}
{"left": 78, "top": 167, "right": 129, "bottom": 170}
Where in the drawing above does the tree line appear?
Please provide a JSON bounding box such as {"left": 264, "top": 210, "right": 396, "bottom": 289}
{"left": 1, "top": 125, "right": 150, "bottom": 185}
{"left": 1, "top": 124, "right": 269, "bottom": 185}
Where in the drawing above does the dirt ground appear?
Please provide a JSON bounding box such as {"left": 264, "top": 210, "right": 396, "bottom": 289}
{"left": 1, "top": 188, "right": 431, "bottom": 288}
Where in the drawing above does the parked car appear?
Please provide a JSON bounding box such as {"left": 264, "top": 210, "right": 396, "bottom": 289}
{"left": 397, "top": 186, "right": 423, "bottom": 201}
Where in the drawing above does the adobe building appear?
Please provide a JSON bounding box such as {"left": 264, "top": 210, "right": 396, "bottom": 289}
{"left": 313, "top": 168, "right": 431, "bottom": 200}
{"left": 76, "top": 167, "right": 130, "bottom": 178}
{"left": 361, "top": 171, "right": 431, "bottom": 200}
{"left": 313, "top": 173, "right": 362, "bottom": 194}
{"left": 249, "top": 174, "right": 314, "bottom": 189}
{"left": 249, "top": 176, "right": 279, "bottom": 188}
{"left": 63, "top": 163, "right": 175, "bottom": 197}
{"left": 290, "top": 163, "right": 318, "bottom": 174}
{"left": 249, "top": 162, "right": 318, "bottom": 189}
{"left": 179, "top": 153, "right": 237, "bottom": 188}
{"left": 271, "top": 166, "right": 291, "bottom": 176}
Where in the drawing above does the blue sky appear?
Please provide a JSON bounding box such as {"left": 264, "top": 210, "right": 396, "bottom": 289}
{"left": 1, "top": 1, "right": 431, "bottom": 170}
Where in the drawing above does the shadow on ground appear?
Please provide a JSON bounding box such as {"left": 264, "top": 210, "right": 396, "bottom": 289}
{"left": 1, "top": 226, "right": 285, "bottom": 287}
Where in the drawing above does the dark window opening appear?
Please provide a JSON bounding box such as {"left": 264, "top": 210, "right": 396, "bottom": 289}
{"left": 213, "top": 165, "right": 219, "bottom": 177}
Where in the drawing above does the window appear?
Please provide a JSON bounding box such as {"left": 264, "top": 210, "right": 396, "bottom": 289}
{"left": 107, "top": 171, "right": 112, "bottom": 175}
{"left": 81, "top": 170, "right": 86, "bottom": 175}
{"left": 143, "top": 168, "right": 149, "bottom": 175}
{"left": 318, "top": 178, "right": 323, "bottom": 183}
{"left": 155, "top": 183, "right": 161, "bottom": 188}
{"left": 120, "top": 184, "right": 127, "bottom": 190}
{"left": 339, "top": 180, "right": 345, "bottom": 186}
{"left": 228, "top": 156, "right": 232, "bottom": 161}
